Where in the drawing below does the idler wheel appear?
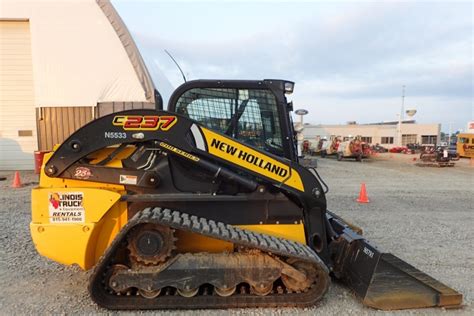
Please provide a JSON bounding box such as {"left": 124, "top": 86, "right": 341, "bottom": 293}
{"left": 215, "top": 286, "right": 236, "bottom": 297}
{"left": 281, "top": 258, "right": 316, "bottom": 292}
{"left": 106, "top": 264, "right": 129, "bottom": 294}
{"left": 139, "top": 288, "right": 161, "bottom": 299}
{"left": 177, "top": 287, "right": 199, "bottom": 297}
{"left": 251, "top": 283, "right": 273, "bottom": 296}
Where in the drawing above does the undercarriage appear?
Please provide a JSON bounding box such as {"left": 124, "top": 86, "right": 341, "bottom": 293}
{"left": 89, "top": 208, "right": 330, "bottom": 309}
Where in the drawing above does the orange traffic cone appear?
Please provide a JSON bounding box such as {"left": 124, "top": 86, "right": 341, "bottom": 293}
{"left": 356, "top": 183, "right": 369, "bottom": 203}
{"left": 12, "top": 171, "right": 22, "bottom": 188}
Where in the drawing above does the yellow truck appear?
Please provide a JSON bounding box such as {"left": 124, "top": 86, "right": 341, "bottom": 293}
{"left": 456, "top": 133, "right": 474, "bottom": 158}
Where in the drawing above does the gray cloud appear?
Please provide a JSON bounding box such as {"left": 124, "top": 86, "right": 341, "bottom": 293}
{"left": 121, "top": 1, "right": 473, "bottom": 131}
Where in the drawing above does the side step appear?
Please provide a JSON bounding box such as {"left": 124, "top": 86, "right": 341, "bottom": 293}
{"left": 327, "top": 212, "right": 463, "bottom": 310}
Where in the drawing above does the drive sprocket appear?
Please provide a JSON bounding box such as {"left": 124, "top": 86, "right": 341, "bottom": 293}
{"left": 127, "top": 223, "right": 175, "bottom": 265}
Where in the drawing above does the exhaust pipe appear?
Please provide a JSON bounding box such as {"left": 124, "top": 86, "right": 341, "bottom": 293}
{"left": 327, "top": 212, "right": 463, "bottom": 310}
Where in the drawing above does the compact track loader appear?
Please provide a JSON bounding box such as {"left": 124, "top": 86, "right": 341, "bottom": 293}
{"left": 31, "top": 80, "right": 462, "bottom": 310}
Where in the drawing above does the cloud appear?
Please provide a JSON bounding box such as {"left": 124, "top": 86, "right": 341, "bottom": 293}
{"left": 119, "top": 1, "right": 472, "bottom": 131}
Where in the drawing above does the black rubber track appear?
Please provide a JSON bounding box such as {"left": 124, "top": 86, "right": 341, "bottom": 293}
{"left": 89, "top": 207, "right": 330, "bottom": 310}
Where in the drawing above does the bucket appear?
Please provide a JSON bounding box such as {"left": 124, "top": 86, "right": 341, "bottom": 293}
{"left": 34, "top": 151, "right": 48, "bottom": 174}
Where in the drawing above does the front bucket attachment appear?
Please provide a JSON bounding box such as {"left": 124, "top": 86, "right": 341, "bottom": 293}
{"left": 327, "top": 212, "right": 463, "bottom": 310}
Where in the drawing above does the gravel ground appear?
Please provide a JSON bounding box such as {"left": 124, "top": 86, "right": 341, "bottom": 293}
{"left": 0, "top": 153, "right": 472, "bottom": 315}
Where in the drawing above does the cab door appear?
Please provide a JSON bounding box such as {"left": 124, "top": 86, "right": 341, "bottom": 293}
{"left": 168, "top": 80, "right": 297, "bottom": 161}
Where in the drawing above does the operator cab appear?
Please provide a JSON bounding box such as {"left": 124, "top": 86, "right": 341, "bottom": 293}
{"left": 168, "top": 80, "right": 298, "bottom": 162}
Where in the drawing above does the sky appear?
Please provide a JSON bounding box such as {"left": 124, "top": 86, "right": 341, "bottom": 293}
{"left": 113, "top": 0, "right": 473, "bottom": 132}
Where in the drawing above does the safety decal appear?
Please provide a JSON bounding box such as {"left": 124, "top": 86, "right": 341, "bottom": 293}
{"left": 73, "top": 167, "right": 92, "bottom": 180}
{"left": 112, "top": 115, "right": 177, "bottom": 131}
{"left": 119, "top": 175, "right": 138, "bottom": 185}
{"left": 48, "top": 192, "right": 85, "bottom": 223}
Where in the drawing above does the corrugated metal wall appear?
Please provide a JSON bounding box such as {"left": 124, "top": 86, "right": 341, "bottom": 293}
{"left": 36, "top": 107, "right": 93, "bottom": 151}
{"left": 36, "top": 102, "right": 156, "bottom": 151}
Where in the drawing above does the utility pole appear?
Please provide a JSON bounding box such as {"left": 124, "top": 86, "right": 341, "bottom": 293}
{"left": 448, "top": 122, "right": 452, "bottom": 146}
{"left": 397, "top": 85, "right": 405, "bottom": 146}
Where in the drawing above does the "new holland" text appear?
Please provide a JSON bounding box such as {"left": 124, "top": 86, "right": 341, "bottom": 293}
{"left": 210, "top": 139, "right": 288, "bottom": 177}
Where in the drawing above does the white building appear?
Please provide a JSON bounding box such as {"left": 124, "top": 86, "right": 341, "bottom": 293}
{"left": 467, "top": 121, "right": 474, "bottom": 134}
{"left": 302, "top": 121, "right": 440, "bottom": 148}
{"left": 0, "top": 0, "right": 158, "bottom": 170}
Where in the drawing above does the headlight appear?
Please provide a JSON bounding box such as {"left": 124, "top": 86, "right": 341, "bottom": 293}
{"left": 284, "top": 81, "right": 295, "bottom": 94}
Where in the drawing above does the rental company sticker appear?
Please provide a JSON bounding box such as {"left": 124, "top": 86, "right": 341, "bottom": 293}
{"left": 119, "top": 175, "right": 137, "bottom": 185}
{"left": 48, "top": 192, "right": 85, "bottom": 223}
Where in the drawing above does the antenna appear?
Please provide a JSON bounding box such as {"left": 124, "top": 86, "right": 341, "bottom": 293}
{"left": 401, "top": 85, "right": 405, "bottom": 121}
{"left": 397, "top": 85, "right": 406, "bottom": 146}
{"left": 164, "top": 49, "right": 187, "bottom": 83}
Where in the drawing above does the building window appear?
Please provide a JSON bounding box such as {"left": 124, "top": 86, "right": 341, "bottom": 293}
{"left": 402, "top": 134, "right": 417, "bottom": 146}
{"left": 360, "top": 136, "right": 372, "bottom": 144}
{"left": 343, "top": 137, "right": 350, "bottom": 141}
{"left": 381, "top": 137, "right": 394, "bottom": 144}
{"left": 421, "top": 135, "right": 437, "bottom": 145}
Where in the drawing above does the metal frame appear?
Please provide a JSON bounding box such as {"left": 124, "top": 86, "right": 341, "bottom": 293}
{"left": 168, "top": 79, "right": 298, "bottom": 161}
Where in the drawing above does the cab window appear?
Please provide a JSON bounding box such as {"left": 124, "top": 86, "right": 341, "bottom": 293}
{"left": 175, "top": 88, "right": 283, "bottom": 155}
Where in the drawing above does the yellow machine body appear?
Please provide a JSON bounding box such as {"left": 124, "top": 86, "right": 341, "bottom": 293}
{"left": 31, "top": 150, "right": 307, "bottom": 270}
{"left": 30, "top": 151, "right": 129, "bottom": 269}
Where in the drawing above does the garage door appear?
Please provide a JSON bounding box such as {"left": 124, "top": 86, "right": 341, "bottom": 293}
{"left": 0, "top": 20, "right": 36, "bottom": 170}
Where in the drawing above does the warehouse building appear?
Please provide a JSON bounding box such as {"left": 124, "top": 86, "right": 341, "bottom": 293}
{"left": 301, "top": 121, "right": 441, "bottom": 149}
{"left": 0, "top": 0, "right": 159, "bottom": 170}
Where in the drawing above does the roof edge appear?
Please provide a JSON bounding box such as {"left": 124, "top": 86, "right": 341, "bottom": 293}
{"left": 96, "top": 0, "right": 155, "bottom": 103}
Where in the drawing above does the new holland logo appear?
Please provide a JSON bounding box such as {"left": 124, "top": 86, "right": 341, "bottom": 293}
{"left": 199, "top": 127, "right": 305, "bottom": 192}
{"left": 210, "top": 138, "right": 288, "bottom": 177}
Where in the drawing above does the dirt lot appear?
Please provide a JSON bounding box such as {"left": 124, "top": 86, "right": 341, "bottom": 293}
{"left": 0, "top": 153, "right": 472, "bottom": 315}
